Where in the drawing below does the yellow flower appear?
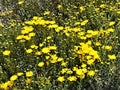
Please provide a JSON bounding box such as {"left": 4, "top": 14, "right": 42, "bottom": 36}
{"left": 18, "top": 1, "right": 24, "bottom": 5}
{"left": 91, "top": 31, "right": 99, "bottom": 36}
{"left": 42, "top": 47, "right": 50, "bottom": 53}
{"left": 29, "top": 32, "right": 36, "bottom": 37}
{"left": 100, "top": 4, "right": 105, "bottom": 8}
{"left": 77, "top": 73, "right": 85, "bottom": 79}
{"left": 30, "top": 44, "right": 38, "bottom": 49}
{"left": 82, "top": 68, "right": 87, "bottom": 73}
{"left": 76, "top": 69, "right": 83, "bottom": 75}
{"left": 87, "top": 70, "right": 95, "bottom": 77}
{"left": 95, "top": 42, "right": 101, "bottom": 46}
{"left": 17, "top": 72, "right": 24, "bottom": 76}
{"left": 74, "top": 22, "right": 81, "bottom": 25}
{"left": 73, "top": 5, "right": 77, "bottom": 8}
{"left": 39, "top": 43, "right": 44, "bottom": 47}
{"left": 8, "top": 10, "right": 13, "bottom": 14}
{"left": 25, "top": 78, "right": 31, "bottom": 84}
{"left": 76, "top": 69, "right": 85, "bottom": 79}
{"left": 72, "top": 67, "right": 78, "bottom": 71}
{"left": 44, "top": 11, "right": 50, "bottom": 15}
{"left": 23, "top": 26, "right": 34, "bottom": 32}
{"left": 67, "top": 76, "right": 77, "bottom": 81}
{"left": 102, "top": 45, "right": 112, "bottom": 50}
{"left": 66, "top": 69, "right": 73, "bottom": 74}
{"left": 57, "top": 58, "right": 63, "bottom": 62}
{"left": 79, "top": 6, "right": 85, "bottom": 12}
{"left": 16, "top": 35, "right": 24, "bottom": 40}
{"left": 95, "top": 8, "right": 100, "bottom": 12}
{"left": 81, "top": 20, "right": 88, "bottom": 26}
{"left": 107, "top": 28, "right": 115, "bottom": 33}
{"left": 38, "top": 62, "right": 44, "bottom": 67}
{"left": 0, "top": 82, "right": 10, "bottom": 90}
{"left": 3, "top": 50, "right": 11, "bottom": 56}
{"left": 57, "top": 76, "right": 65, "bottom": 82}
{"left": 57, "top": 5, "right": 62, "bottom": 9}
{"left": 81, "top": 63, "right": 87, "bottom": 68}
{"left": 109, "top": 21, "right": 115, "bottom": 26}
{"left": 0, "top": 12, "right": 6, "bottom": 16}
{"left": 117, "top": 11, "right": 120, "bottom": 14}
{"left": 48, "top": 46, "right": 57, "bottom": 50}
{"left": 26, "top": 49, "right": 33, "bottom": 53}
{"left": 35, "top": 51, "right": 42, "bottom": 55}
{"left": 61, "top": 68, "right": 68, "bottom": 74}
{"left": 45, "top": 56, "right": 50, "bottom": 60}
{"left": 0, "top": 22, "right": 4, "bottom": 27}
{"left": 87, "top": 59, "right": 95, "bottom": 65}
{"left": 26, "top": 71, "right": 33, "bottom": 77}
{"left": 19, "top": 40, "right": 25, "bottom": 43}
{"left": 21, "top": 30, "right": 29, "bottom": 34}
{"left": 61, "top": 61, "right": 67, "bottom": 67}
{"left": 10, "top": 75, "right": 18, "bottom": 81}
{"left": 5, "top": 81, "right": 13, "bottom": 87}
{"left": 86, "top": 55, "right": 92, "bottom": 60}
{"left": 105, "top": 46, "right": 112, "bottom": 50}
{"left": 50, "top": 58, "right": 57, "bottom": 63}
{"left": 108, "top": 54, "right": 116, "bottom": 60}
{"left": 23, "top": 35, "right": 31, "bottom": 40}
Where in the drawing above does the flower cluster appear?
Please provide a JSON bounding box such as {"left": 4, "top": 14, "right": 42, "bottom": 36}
{"left": 0, "top": 0, "right": 119, "bottom": 89}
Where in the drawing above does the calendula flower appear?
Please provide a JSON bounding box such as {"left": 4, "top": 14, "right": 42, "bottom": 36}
{"left": 58, "top": 76, "right": 65, "bottom": 82}
{"left": 79, "top": 6, "right": 85, "bottom": 12}
{"left": 76, "top": 69, "right": 85, "bottom": 79}
{"left": 30, "top": 44, "right": 38, "bottom": 49}
{"left": 29, "top": 32, "right": 36, "bottom": 37}
{"left": 67, "top": 76, "right": 77, "bottom": 81}
{"left": 117, "top": 11, "right": 120, "bottom": 14}
{"left": 3, "top": 50, "right": 11, "bottom": 56}
{"left": 16, "top": 35, "right": 24, "bottom": 40}
{"left": 81, "top": 63, "right": 87, "bottom": 68}
{"left": 87, "top": 59, "right": 95, "bottom": 65}
{"left": 17, "top": 72, "right": 24, "bottom": 76}
{"left": 26, "top": 49, "right": 33, "bottom": 53}
{"left": 35, "top": 51, "right": 42, "bottom": 55}
{"left": 44, "top": 11, "right": 50, "bottom": 15}
{"left": 87, "top": 70, "right": 95, "bottom": 77}
{"left": 18, "top": 1, "right": 24, "bottom": 5}
{"left": 103, "top": 45, "right": 112, "bottom": 51}
{"left": 26, "top": 71, "right": 33, "bottom": 77}
{"left": 10, "top": 75, "right": 18, "bottom": 81}
{"left": 109, "top": 21, "right": 115, "bottom": 26}
{"left": 25, "top": 78, "right": 31, "bottom": 84}
{"left": 81, "top": 20, "right": 88, "bottom": 26}
{"left": 57, "top": 5, "right": 62, "bottom": 9}
{"left": 42, "top": 47, "right": 50, "bottom": 53}
{"left": 108, "top": 54, "right": 116, "bottom": 60}
{"left": 100, "top": 4, "right": 105, "bottom": 8}
{"left": 38, "top": 62, "right": 44, "bottom": 67}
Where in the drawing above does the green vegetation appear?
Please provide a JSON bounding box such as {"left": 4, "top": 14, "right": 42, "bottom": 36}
{"left": 0, "top": 0, "right": 120, "bottom": 90}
